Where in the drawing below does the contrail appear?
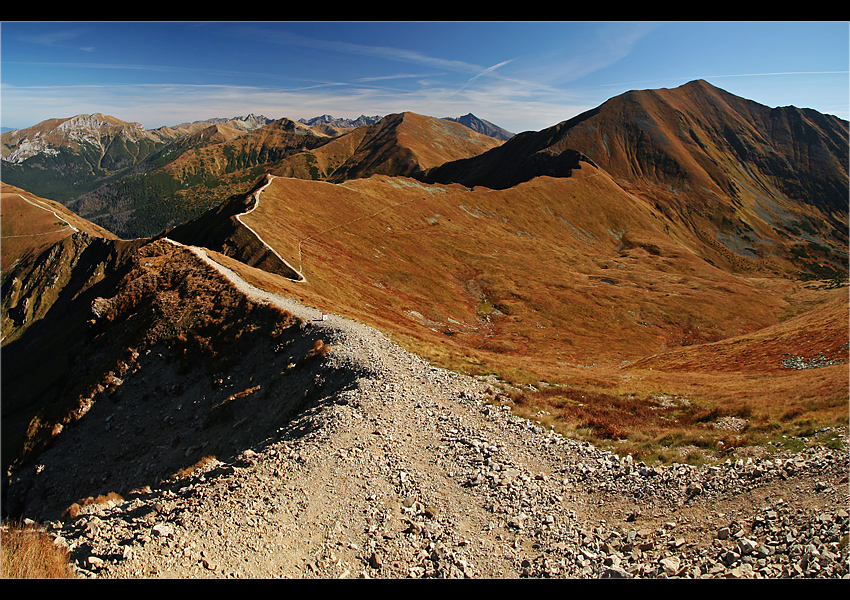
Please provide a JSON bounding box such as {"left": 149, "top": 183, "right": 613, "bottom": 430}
{"left": 450, "top": 59, "right": 514, "bottom": 96}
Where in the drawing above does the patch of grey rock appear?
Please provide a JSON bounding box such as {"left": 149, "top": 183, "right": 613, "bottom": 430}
{"left": 781, "top": 354, "right": 845, "bottom": 370}
{"left": 39, "top": 249, "right": 850, "bottom": 578}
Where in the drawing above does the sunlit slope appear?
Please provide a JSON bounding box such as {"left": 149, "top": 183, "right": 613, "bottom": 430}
{"left": 1, "top": 183, "right": 118, "bottom": 272}
{"left": 423, "top": 80, "right": 849, "bottom": 280}
{"left": 237, "top": 170, "right": 793, "bottom": 372}
{"left": 270, "top": 112, "right": 504, "bottom": 184}
{"left": 628, "top": 287, "right": 848, "bottom": 373}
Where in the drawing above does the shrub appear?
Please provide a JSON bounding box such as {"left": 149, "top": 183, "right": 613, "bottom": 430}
{"left": 304, "top": 339, "right": 331, "bottom": 361}
{"left": 63, "top": 492, "right": 125, "bottom": 520}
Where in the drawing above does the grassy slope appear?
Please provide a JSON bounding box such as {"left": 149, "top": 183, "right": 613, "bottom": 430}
{"left": 218, "top": 172, "right": 846, "bottom": 458}
{"left": 1, "top": 184, "right": 119, "bottom": 272}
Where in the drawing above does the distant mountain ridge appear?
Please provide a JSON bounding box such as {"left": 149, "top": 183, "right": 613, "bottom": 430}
{"left": 298, "top": 114, "right": 383, "bottom": 129}
{"left": 297, "top": 113, "right": 514, "bottom": 141}
{"left": 151, "top": 114, "right": 275, "bottom": 139}
{"left": 1, "top": 113, "right": 157, "bottom": 165}
{"left": 442, "top": 113, "right": 514, "bottom": 141}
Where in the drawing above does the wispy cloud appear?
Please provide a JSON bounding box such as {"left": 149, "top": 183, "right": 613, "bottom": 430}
{"left": 450, "top": 59, "right": 514, "bottom": 95}
{"left": 239, "top": 26, "right": 485, "bottom": 75}
{"left": 355, "top": 73, "right": 442, "bottom": 83}
{"left": 13, "top": 27, "right": 97, "bottom": 52}
{"left": 517, "top": 22, "right": 661, "bottom": 87}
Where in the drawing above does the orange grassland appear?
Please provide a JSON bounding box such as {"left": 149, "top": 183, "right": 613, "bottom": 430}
{"left": 214, "top": 172, "right": 848, "bottom": 459}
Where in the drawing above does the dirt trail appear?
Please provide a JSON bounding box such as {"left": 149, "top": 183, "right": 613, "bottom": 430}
{"left": 234, "top": 176, "right": 306, "bottom": 282}
{"left": 2, "top": 193, "right": 79, "bottom": 238}
{"left": 42, "top": 239, "right": 849, "bottom": 579}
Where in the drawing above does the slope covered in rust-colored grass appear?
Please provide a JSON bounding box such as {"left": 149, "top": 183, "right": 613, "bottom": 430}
{"left": 271, "top": 112, "right": 504, "bottom": 184}
{"left": 200, "top": 169, "right": 846, "bottom": 455}
{"left": 424, "top": 80, "right": 849, "bottom": 281}
{"left": 235, "top": 173, "right": 837, "bottom": 366}
{"left": 1, "top": 183, "right": 118, "bottom": 272}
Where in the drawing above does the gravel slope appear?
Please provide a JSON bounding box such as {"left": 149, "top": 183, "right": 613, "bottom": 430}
{"left": 39, "top": 244, "right": 849, "bottom": 579}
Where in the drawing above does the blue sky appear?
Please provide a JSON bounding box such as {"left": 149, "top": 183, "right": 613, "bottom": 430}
{"left": 1, "top": 21, "right": 848, "bottom": 134}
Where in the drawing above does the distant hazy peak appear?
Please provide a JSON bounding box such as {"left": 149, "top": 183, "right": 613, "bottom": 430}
{"left": 442, "top": 113, "right": 514, "bottom": 141}
{"left": 298, "top": 115, "right": 383, "bottom": 128}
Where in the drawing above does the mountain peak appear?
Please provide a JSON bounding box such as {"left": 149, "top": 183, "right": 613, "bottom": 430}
{"left": 442, "top": 113, "right": 514, "bottom": 141}
{"left": 298, "top": 115, "right": 383, "bottom": 130}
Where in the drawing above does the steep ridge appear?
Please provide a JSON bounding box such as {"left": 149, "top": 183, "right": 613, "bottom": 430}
{"left": 422, "top": 80, "right": 849, "bottom": 279}
{"left": 270, "top": 112, "right": 506, "bottom": 184}
{"left": 442, "top": 113, "right": 515, "bottom": 141}
{"left": 1, "top": 229, "right": 145, "bottom": 479}
{"left": 1, "top": 235, "right": 337, "bottom": 519}
{"left": 320, "top": 112, "right": 504, "bottom": 183}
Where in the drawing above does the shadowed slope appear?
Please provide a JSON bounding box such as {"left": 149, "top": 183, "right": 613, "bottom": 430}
{"left": 163, "top": 178, "right": 304, "bottom": 282}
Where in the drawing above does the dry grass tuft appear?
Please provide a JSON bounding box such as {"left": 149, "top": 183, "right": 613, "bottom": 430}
{"left": 513, "top": 388, "right": 660, "bottom": 441}
{"left": 174, "top": 455, "right": 218, "bottom": 479}
{"left": 511, "top": 386, "right": 775, "bottom": 462}
{"left": 63, "top": 492, "right": 124, "bottom": 520}
{"left": 1, "top": 520, "right": 74, "bottom": 578}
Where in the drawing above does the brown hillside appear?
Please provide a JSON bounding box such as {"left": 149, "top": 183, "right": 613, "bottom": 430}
{"left": 1, "top": 183, "right": 118, "bottom": 272}
{"left": 160, "top": 118, "right": 325, "bottom": 183}
{"left": 423, "top": 80, "right": 849, "bottom": 279}
{"left": 324, "top": 112, "right": 504, "bottom": 183}
{"left": 185, "top": 172, "right": 846, "bottom": 451}
{"left": 231, "top": 174, "right": 798, "bottom": 369}
{"left": 627, "top": 287, "right": 849, "bottom": 374}
{"left": 271, "top": 127, "right": 370, "bottom": 180}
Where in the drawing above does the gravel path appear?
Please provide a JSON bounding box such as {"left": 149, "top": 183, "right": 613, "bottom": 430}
{"left": 37, "top": 243, "right": 849, "bottom": 579}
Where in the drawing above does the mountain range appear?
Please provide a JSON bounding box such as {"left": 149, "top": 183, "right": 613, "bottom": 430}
{"left": 1, "top": 112, "right": 507, "bottom": 239}
{"left": 1, "top": 80, "right": 847, "bottom": 527}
